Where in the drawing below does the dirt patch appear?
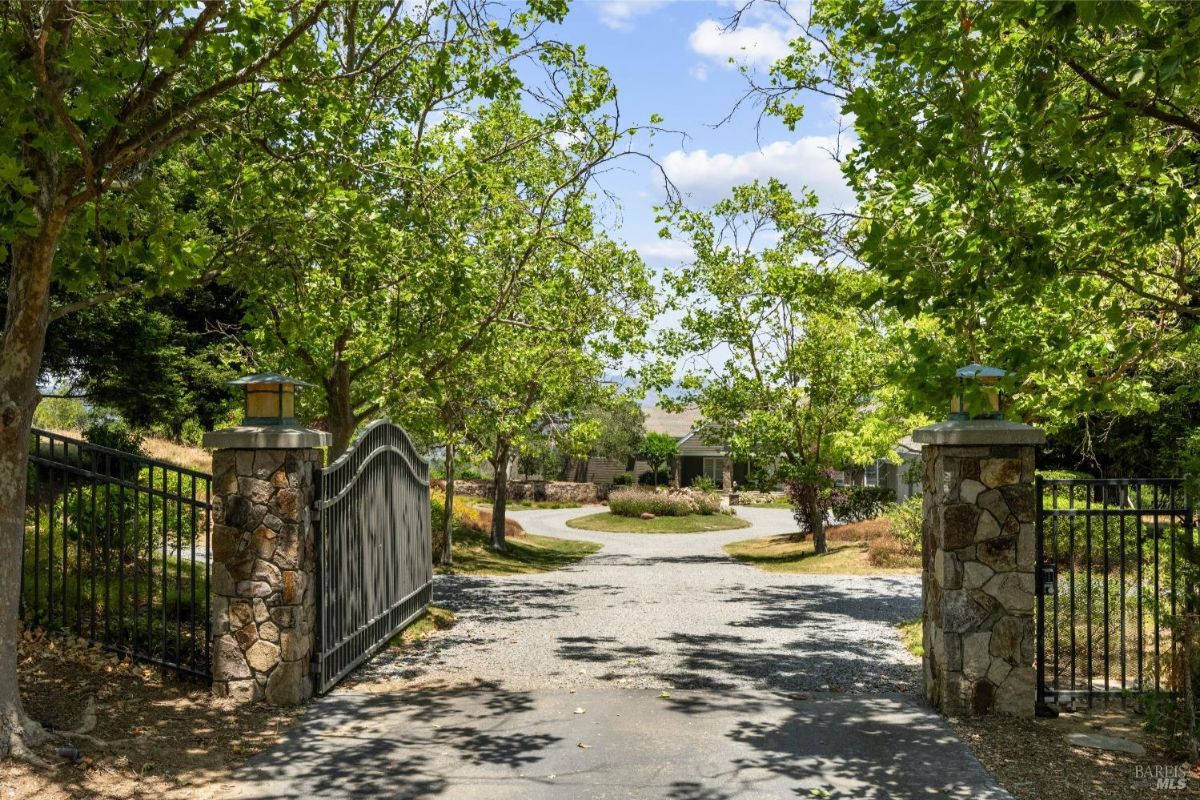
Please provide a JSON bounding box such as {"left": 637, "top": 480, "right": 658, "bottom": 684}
{"left": 953, "top": 709, "right": 1200, "bottom": 800}
{"left": 1, "top": 630, "right": 301, "bottom": 799}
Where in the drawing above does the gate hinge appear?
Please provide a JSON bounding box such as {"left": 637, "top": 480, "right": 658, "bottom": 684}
{"left": 1039, "top": 564, "right": 1056, "bottom": 595}
{"left": 311, "top": 499, "right": 322, "bottom": 522}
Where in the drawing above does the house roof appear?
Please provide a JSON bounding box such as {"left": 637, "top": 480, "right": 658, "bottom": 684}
{"left": 642, "top": 405, "right": 703, "bottom": 439}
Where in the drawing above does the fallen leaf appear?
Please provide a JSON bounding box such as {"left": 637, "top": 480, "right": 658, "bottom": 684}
{"left": 658, "top": 691, "right": 671, "bottom": 698}
{"left": 577, "top": 742, "right": 591, "bottom": 749}
{"left": 574, "top": 707, "right": 586, "bottom": 714}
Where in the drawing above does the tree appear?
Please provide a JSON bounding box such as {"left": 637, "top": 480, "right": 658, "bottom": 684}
{"left": 0, "top": 1, "right": 331, "bottom": 759}
{"left": 40, "top": 284, "right": 247, "bottom": 436}
{"left": 654, "top": 180, "right": 916, "bottom": 553}
{"left": 755, "top": 0, "right": 1200, "bottom": 431}
{"left": 462, "top": 234, "right": 655, "bottom": 551}
{"left": 225, "top": 3, "right": 649, "bottom": 457}
{"left": 637, "top": 431, "right": 678, "bottom": 486}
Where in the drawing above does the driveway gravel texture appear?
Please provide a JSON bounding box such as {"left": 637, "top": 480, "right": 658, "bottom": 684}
{"left": 230, "top": 507, "right": 1018, "bottom": 800}
{"left": 355, "top": 506, "right": 922, "bottom": 695}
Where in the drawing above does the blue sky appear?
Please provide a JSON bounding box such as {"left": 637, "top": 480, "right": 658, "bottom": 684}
{"left": 538, "top": 0, "right": 855, "bottom": 271}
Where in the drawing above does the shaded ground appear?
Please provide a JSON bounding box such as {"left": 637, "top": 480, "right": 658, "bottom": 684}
{"left": 231, "top": 687, "right": 1010, "bottom": 800}
{"left": 437, "top": 527, "right": 601, "bottom": 576}
{"left": 1, "top": 632, "right": 301, "bottom": 799}
{"left": 356, "top": 506, "right": 922, "bottom": 694}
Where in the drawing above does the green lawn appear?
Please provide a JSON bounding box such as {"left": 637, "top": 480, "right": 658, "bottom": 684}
{"left": 723, "top": 534, "right": 920, "bottom": 575}
{"left": 566, "top": 511, "right": 751, "bottom": 533}
{"left": 388, "top": 604, "right": 457, "bottom": 648}
{"left": 438, "top": 528, "right": 601, "bottom": 575}
{"left": 472, "top": 499, "right": 584, "bottom": 510}
{"left": 736, "top": 499, "right": 791, "bottom": 509}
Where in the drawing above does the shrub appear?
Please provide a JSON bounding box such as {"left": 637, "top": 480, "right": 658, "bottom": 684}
{"left": 637, "top": 469, "right": 670, "bottom": 486}
{"left": 611, "top": 472, "right": 635, "bottom": 486}
{"left": 608, "top": 487, "right": 724, "bottom": 517}
{"left": 830, "top": 485, "right": 896, "bottom": 523}
{"left": 885, "top": 495, "right": 923, "bottom": 553}
{"left": 746, "top": 468, "right": 778, "bottom": 493}
{"left": 610, "top": 488, "right": 692, "bottom": 517}
{"left": 457, "top": 467, "right": 483, "bottom": 480}
{"left": 46, "top": 467, "right": 204, "bottom": 561}
{"left": 83, "top": 419, "right": 144, "bottom": 457}
{"left": 33, "top": 396, "right": 88, "bottom": 431}
{"left": 692, "top": 476, "right": 718, "bottom": 494}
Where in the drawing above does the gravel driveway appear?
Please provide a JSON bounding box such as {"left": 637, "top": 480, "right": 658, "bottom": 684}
{"left": 355, "top": 505, "right": 922, "bottom": 694}
{"left": 231, "top": 507, "right": 1017, "bottom": 800}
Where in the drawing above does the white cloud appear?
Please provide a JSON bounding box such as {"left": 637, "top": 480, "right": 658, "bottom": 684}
{"left": 636, "top": 239, "right": 695, "bottom": 266}
{"left": 661, "top": 136, "right": 855, "bottom": 210}
{"left": 594, "top": 0, "right": 672, "bottom": 30}
{"left": 688, "top": 19, "right": 790, "bottom": 70}
{"left": 689, "top": 63, "right": 709, "bottom": 82}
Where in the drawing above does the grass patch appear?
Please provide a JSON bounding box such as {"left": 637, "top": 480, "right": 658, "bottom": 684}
{"left": 388, "top": 605, "right": 456, "bottom": 648}
{"left": 473, "top": 499, "right": 583, "bottom": 510}
{"left": 723, "top": 533, "right": 920, "bottom": 575}
{"left": 566, "top": 511, "right": 751, "bottom": 533}
{"left": 737, "top": 499, "right": 791, "bottom": 509}
{"left": 898, "top": 618, "right": 923, "bottom": 658}
{"left": 438, "top": 527, "right": 600, "bottom": 575}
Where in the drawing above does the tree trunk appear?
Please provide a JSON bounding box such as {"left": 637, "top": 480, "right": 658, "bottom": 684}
{"left": 0, "top": 211, "right": 66, "bottom": 759}
{"left": 325, "top": 361, "right": 356, "bottom": 458}
{"left": 811, "top": 503, "right": 827, "bottom": 554}
{"left": 490, "top": 442, "right": 510, "bottom": 551}
{"left": 440, "top": 441, "right": 455, "bottom": 566}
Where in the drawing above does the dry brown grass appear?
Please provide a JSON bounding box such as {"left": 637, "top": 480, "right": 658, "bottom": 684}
{"left": 45, "top": 428, "right": 212, "bottom": 473}
{"left": 824, "top": 516, "right": 920, "bottom": 569}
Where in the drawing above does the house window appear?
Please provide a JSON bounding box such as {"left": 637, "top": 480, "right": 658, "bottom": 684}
{"left": 702, "top": 457, "right": 723, "bottom": 488}
{"left": 864, "top": 459, "right": 881, "bottom": 488}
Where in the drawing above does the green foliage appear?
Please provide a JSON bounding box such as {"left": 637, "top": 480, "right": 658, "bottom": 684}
{"left": 692, "top": 476, "right": 718, "bottom": 494}
{"left": 637, "top": 432, "right": 679, "bottom": 480}
{"left": 33, "top": 396, "right": 88, "bottom": 431}
{"left": 41, "top": 287, "right": 246, "bottom": 436}
{"left": 82, "top": 420, "right": 144, "bottom": 458}
{"left": 611, "top": 472, "right": 635, "bottom": 487}
{"left": 608, "top": 488, "right": 723, "bottom": 518}
{"left": 637, "top": 469, "right": 671, "bottom": 487}
{"left": 766, "top": 1, "right": 1200, "bottom": 429}
{"left": 831, "top": 486, "right": 896, "bottom": 523}
{"left": 885, "top": 496, "right": 923, "bottom": 553}
{"left": 46, "top": 468, "right": 204, "bottom": 561}
{"left": 580, "top": 399, "right": 645, "bottom": 463}
{"left": 651, "top": 180, "right": 922, "bottom": 551}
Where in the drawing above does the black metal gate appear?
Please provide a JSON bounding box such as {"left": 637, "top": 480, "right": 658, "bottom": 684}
{"left": 1036, "top": 476, "right": 1196, "bottom": 712}
{"left": 23, "top": 428, "right": 213, "bottom": 679}
{"left": 312, "top": 420, "right": 432, "bottom": 694}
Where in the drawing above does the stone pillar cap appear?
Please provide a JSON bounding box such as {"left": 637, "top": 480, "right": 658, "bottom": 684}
{"left": 912, "top": 418, "right": 1045, "bottom": 446}
{"left": 202, "top": 425, "right": 331, "bottom": 450}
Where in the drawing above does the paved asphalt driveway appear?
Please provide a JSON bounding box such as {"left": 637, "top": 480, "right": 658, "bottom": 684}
{"left": 228, "top": 506, "right": 1010, "bottom": 800}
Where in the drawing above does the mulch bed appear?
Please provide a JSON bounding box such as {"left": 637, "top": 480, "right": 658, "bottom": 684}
{"left": 1, "top": 629, "right": 302, "bottom": 799}
{"left": 953, "top": 710, "right": 1200, "bottom": 799}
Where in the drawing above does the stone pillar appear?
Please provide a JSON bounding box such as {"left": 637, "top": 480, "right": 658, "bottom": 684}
{"left": 913, "top": 419, "right": 1044, "bottom": 716}
{"left": 202, "top": 425, "right": 329, "bottom": 705}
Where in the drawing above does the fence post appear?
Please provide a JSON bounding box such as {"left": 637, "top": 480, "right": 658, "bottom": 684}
{"left": 203, "top": 425, "right": 329, "bottom": 705}
{"left": 913, "top": 418, "right": 1045, "bottom": 716}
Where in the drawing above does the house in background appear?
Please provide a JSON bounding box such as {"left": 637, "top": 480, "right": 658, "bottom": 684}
{"left": 567, "top": 405, "right": 922, "bottom": 497}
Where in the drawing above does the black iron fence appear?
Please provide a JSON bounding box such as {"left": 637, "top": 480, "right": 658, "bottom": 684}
{"left": 22, "top": 428, "right": 213, "bottom": 679}
{"left": 1036, "top": 476, "right": 1197, "bottom": 712}
{"left": 313, "top": 420, "right": 432, "bottom": 694}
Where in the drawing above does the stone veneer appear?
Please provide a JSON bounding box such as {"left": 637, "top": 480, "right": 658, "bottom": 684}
{"left": 914, "top": 420, "right": 1044, "bottom": 717}
{"left": 209, "top": 448, "right": 323, "bottom": 704}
